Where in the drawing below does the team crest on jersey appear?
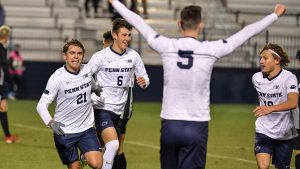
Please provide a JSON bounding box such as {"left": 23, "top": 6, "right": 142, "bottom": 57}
{"left": 127, "top": 59, "right": 132, "bottom": 63}
{"left": 274, "top": 85, "right": 279, "bottom": 89}
{"left": 84, "top": 74, "right": 88, "bottom": 78}
{"left": 290, "top": 85, "right": 297, "bottom": 89}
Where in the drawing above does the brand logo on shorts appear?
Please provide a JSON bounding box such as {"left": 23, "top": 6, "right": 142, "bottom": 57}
{"left": 102, "top": 121, "right": 108, "bottom": 126}
{"left": 254, "top": 146, "right": 261, "bottom": 152}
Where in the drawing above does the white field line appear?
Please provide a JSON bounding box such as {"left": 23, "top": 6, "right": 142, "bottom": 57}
{"left": 125, "top": 141, "right": 256, "bottom": 165}
{"left": 12, "top": 123, "right": 295, "bottom": 168}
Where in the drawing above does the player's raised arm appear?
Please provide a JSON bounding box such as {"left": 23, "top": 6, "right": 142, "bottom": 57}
{"left": 109, "top": 0, "right": 157, "bottom": 43}
{"left": 213, "top": 3, "right": 287, "bottom": 57}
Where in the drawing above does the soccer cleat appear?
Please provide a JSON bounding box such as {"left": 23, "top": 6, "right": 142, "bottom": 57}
{"left": 5, "top": 135, "right": 22, "bottom": 144}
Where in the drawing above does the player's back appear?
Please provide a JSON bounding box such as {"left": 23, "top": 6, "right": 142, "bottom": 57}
{"left": 155, "top": 37, "right": 222, "bottom": 122}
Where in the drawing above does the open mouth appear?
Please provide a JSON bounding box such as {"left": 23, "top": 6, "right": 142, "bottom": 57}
{"left": 72, "top": 60, "right": 80, "bottom": 64}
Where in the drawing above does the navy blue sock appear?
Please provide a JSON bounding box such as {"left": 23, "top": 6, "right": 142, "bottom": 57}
{"left": 112, "top": 155, "right": 119, "bottom": 169}
{"left": 296, "top": 154, "right": 300, "bottom": 169}
{"left": 0, "top": 112, "right": 11, "bottom": 137}
{"left": 118, "top": 153, "right": 126, "bottom": 169}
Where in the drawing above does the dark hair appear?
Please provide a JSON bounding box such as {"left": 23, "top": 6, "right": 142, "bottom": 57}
{"left": 296, "top": 50, "right": 300, "bottom": 61}
{"left": 112, "top": 18, "right": 133, "bottom": 34}
{"left": 180, "top": 5, "right": 202, "bottom": 30}
{"left": 260, "top": 43, "right": 289, "bottom": 67}
{"left": 62, "top": 39, "right": 85, "bottom": 54}
{"left": 103, "top": 30, "right": 113, "bottom": 41}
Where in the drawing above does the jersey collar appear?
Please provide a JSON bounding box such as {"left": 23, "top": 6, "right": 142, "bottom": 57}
{"left": 64, "top": 65, "right": 80, "bottom": 75}
{"left": 181, "top": 36, "right": 199, "bottom": 40}
{"left": 263, "top": 68, "right": 283, "bottom": 81}
{"left": 110, "top": 46, "right": 127, "bottom": 56}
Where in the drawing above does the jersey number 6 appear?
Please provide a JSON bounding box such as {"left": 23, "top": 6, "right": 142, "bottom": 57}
{"left": 117, "top": 76, "right": 123, "bottom": 86}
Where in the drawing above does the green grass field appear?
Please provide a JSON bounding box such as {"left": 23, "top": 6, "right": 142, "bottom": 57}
{"left": 0, "top": 100, "right": 294, "bottom": 169}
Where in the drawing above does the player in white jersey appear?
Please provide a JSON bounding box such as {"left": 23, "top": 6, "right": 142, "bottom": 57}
{"left": 295, "top": 49, "right": 300, "bottom": 169}
{"left": 36, "top": 39, "right": 103, "bottom": 169}
{"left": 87, "top": 19, "right": 149, "bottom": 169}
{"left": 109, "top": 1, "right": 287, "bottom": 168}
{"left": 102, "top": 30, "right": 132, "bottom": 169}
{"left": 252, "top": 43, "right": 299, "bottom": 169}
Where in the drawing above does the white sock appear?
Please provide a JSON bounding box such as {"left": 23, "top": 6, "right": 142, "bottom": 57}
{"left": 102, "top": 140, "right": 119, "bottom": 169}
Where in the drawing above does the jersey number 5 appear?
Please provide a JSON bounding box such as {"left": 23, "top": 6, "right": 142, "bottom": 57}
{"left": 177, "top": 50, "right": 194, "bottom": 69}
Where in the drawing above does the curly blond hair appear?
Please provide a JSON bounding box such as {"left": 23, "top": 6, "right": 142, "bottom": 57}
{"left": 260, "top": 43, "right": 290, "bottom": 67}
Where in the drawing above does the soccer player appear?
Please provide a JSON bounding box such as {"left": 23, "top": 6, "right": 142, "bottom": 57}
{"left": 294, "top": 49, "right": 300, "bottom": 169}
{"left": 252, "top": 43, "right": 298, "bottom": 169}
{"left": 109, "top": 1, "right": 287, "bottom": 168}
{"left": 102, "top": 30, "right": 138, "bottom": 169}
{"left": 36, "top": 39, "right": 103, "bottom": 169}
{"left": 0, "top": 25, "right": 22, "bottom": 143}
{"left": 87, "top": 18, "right": 150, "bottom": 169}
{"left": 102, "top": 30, "right": 114, "bottom": 48}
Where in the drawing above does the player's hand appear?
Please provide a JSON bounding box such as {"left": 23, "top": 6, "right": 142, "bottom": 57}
{"left": 136, "top": 77, "right": 146, "bottom": 88}
{"left": 253, "top": 106, "right": 273, "bottom": 117}
{"left": 91, "top": 93, "right": 105, "bottom": 105}
{"left": 48, "top": 120, "right": 65, "bottom": 135}
{"left": 108, "top": 0, "right": 114, "bottom": 4}
{"left": 274, "top": 4, "right": 286, "bottom": 17}
{"left": 94, "top": 84, "right": 103, "bottom": 97}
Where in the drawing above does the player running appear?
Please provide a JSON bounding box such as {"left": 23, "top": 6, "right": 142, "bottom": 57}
{"left": 87, "top": 19, "right": 149, "bottom": 169}
{"left": 36, "top": 39, "right": 103, "bottom": 169}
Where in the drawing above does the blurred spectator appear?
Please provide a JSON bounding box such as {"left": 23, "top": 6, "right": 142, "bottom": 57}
{"left": 8, "top": 44, "right": 26, "bottom": 100}
{"left": 110, "top": 0, "right": 126, "bottom": 20}
{"left": 130, "top": 0, "right": 148, "bottom": 19}
{"left": 220, "top": 0, "right": 227, "bottom": 8}
{"left": 0, "top": 3, "right": 5, "bottom": 25}
{"left": 85, "top": 0, "right": 101, "bottom": 18}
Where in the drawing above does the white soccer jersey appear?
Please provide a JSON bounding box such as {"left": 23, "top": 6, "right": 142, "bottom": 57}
{"left": 252, "top": 69, "right": 298, "bottom": 140}
{"left": 37, "top": 65, "right": 95, "bottom": 134}
{"left": 112, "top": 0, "right": 278, "bottom": 121}
{"left": 87, "top": 46, "right": 149, "bottom": 115}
